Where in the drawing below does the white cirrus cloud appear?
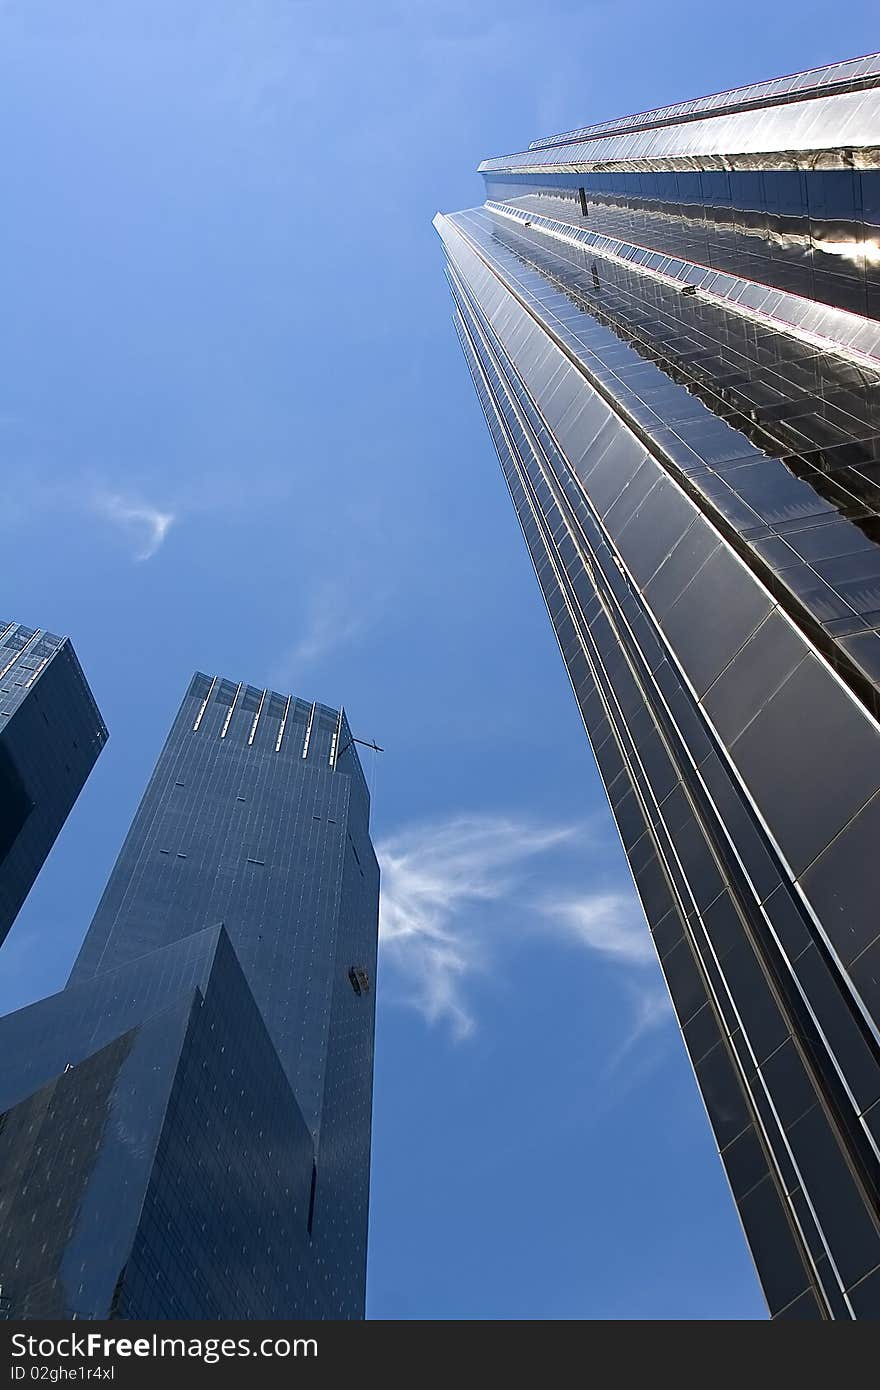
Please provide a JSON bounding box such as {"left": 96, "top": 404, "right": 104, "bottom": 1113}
{"left": 271, "top": 577, "right": 384, "bottom": 684}
{"left": 541, "top": 892, "right": 656, "bottom": 965}
{"left": 93, "top": 492, "right": 175, "bottom": 561}
{"left": 378, "top": 814, "right": 577, "bottom": 1039}
{"left": 608, "top": 978, "right": 675, "bottom": 1073}
{"left": 376, "top": 812, "right": 672, "bottom": 1051}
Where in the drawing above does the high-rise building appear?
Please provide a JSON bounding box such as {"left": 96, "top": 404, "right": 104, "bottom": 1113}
{"left": 436, "top": 54, "right": 880, "bottom": 1319}
{"left": 0, "top": 621, "right": 106, "bottom": 949}
{"left": 0, "top": 673, "right": 379, "bottom": 1320}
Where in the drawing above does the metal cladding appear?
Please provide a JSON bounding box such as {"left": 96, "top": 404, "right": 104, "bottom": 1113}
{"left": 437, "top": 53, "right": 880, "bottom": 1319}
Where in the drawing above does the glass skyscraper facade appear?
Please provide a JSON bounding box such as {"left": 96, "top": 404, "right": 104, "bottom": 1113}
{"left": 0, "top": 673, "right": 379, "bottom": 1319}
{"left": 436, "top": 54, "right": 880, "bottom": 1319}
{"left": 0, "top": 620, "right": 106, "bottom": 949}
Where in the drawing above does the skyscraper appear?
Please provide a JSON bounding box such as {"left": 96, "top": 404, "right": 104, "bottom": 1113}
{"left": 0, "top": 673, "right": 379, "bottom": 1319}
{"left": 0, "top": 620, "right": 106, "bottom": 950}
{"left": 436, "top": 54, "right": 880, "bottom": 1319}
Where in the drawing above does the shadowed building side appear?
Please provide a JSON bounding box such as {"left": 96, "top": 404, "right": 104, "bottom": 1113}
{"left": 0, "top": 621, "right": 106, "bottom": 950}
{"left": 0, "top": 672, "right": 379, "bottom": 1319}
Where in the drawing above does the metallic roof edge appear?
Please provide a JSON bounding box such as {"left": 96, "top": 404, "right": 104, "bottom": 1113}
{"left": 479, "top": 87, "right": 880, "bottom": 175}
{"left": 527, "top": 52, "right": 880, "bottom": 150}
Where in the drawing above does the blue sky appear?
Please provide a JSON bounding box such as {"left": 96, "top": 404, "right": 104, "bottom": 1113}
{"left": 2, "top": 1, "right": 877, "bottom": 1320}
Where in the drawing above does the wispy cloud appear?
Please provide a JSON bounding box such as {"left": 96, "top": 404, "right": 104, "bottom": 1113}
{"left": 543, "top": 894, "right": 673, "bottom": 1074}
{"left": 92, "top": 492, "right": 175, "bottom": 561}
{"left": 542, "top": 892, "right": 655, "bottom": 965}
{"left": 377, "top": 812, "right": 672, "bottom": 1050}
{"left": 378, "top": 814, "right": 576, "bottom": 1039}
{"left": 606, "top": 978, "right": 674, "bottom": 1076}
{"left": 271, "top": 578, "right": 381, "bottom": 684}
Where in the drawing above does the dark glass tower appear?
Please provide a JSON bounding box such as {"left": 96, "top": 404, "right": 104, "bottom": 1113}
{"left": 437, "top": 54, "right": 880, "bottom": 1319}
{"left": 0, "top": 620, "right": 106, "bottom": 949}
{"left": 0, "top": 673, "right": 379, "bottom": 1320}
